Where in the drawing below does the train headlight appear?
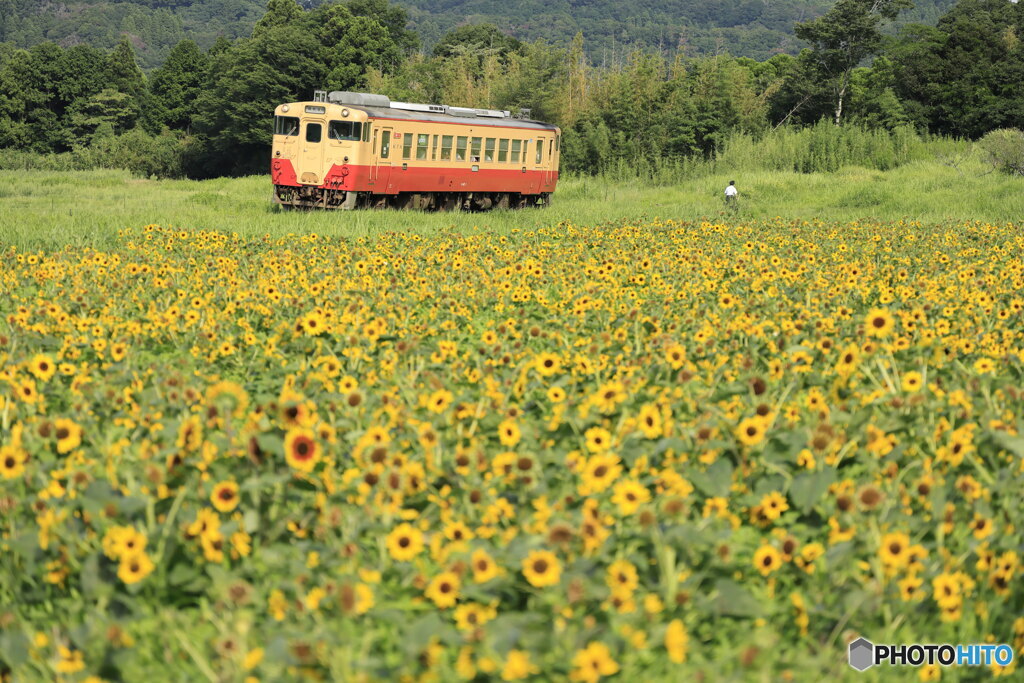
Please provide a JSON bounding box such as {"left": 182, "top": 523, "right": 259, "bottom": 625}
{"left": 281, "top": 104, "right": 290, "bottom": 113}
{"left": 341, "top": 108, "right": 349, "bottom": 117}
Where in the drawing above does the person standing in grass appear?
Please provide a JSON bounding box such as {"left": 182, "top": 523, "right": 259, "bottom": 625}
{"left": 724, "top": 180, "right": 738, "bottom": 206}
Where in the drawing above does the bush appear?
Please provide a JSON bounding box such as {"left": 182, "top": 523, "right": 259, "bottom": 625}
{"left": 0, "top": 128, "right": 188, "bottom": 178}
{"left": 977, "top": 129, "right": 1024, "bottom": 176}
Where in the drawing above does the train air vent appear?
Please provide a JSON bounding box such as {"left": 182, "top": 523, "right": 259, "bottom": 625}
{"left": 474, "top": 109, "right": 511, "bottom": 118}
{"left": 391, "top": 101, "right": 449, "bottom": 114}
{"left": 326, "top": 91, "right": 391, "bottom": 108}
{"left": 447, "top": 107, "right": 478, "bottom": 117}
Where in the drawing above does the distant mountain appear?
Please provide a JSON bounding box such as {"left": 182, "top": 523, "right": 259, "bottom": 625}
{"left": 402, "top": 0, "right": 959, "bottom": 60}
{"left": 0, "top": 0, "right": 266, "bottom": 68}
{"left": 0, "top": 0, "right": 958, "bottom": 68}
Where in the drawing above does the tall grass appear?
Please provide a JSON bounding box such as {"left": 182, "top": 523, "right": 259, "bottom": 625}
{"left": 715, "top": 121, "right": 940, "bottom": 173}
{"left": 589, "top": 124, "right": 974, "bottom": 187}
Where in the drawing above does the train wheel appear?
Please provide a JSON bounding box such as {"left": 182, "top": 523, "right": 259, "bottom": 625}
{"left": 440, "top": 194, "right": 461, "bottom": 212}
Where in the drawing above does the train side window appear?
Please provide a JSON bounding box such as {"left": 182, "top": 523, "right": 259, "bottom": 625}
{"left": 402, "top": 132, "right": 413, "bottom": 160}
{"left": 416, "top": 133, "right": 429, "bottom": 160}
{"left": 535, "top": 139, "right": 543, "bottom": 164}
{"left": 456, "top": 136, "right": 467, "bottom": 161}
{"left": 275, "top": 116, "right": 299, "bottom": 136}
{"left": 555, "top": 134, "right": 560, "bottom": 152}
{"left": 470, "top": 137, "right": 482, "bottom": 162}
{"left": 363, "top": 123, "right": 371, "bottom": 142}
{"left": 431, "top": 135, "right": 439, "bottom": 161}
{"left": 511, "top": 139, "right": 521, "bottom": 163}
{"left": 484, "top": 138, "right": 495, "bottom": 162}
{"left": 498, "top": 139, "right": 508, "bottom": 162}
{"left": 328, "top": 120, "right": 360, "bottom": 141}
{"left": 305, "top": 123, "right": 322, "bottom": 143}
{"left": 549, "top": 139, "right": 553, "bottom": 159}
{"left": 380, "top": 130, "right": 391, "bottom": 158}
{"left": 441, "top": 135, "right": 453, "bottom": 160}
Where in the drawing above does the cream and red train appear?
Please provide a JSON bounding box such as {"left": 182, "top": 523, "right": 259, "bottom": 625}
{"left": 271, "top": 91, "right": 560, "bottom": 210}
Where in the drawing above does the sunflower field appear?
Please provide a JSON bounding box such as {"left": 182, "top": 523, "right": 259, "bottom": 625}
{"left": 1, "top": 219, "right": 1023, "bottom": 682}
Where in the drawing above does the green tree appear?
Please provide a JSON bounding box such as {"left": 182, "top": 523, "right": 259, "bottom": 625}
{"left": 317, "top": 4, "right": 402, "bottom": 89}
{"left": 846, "top": 57, "right": 908, "bottom": 129}
{"left": 189, "top": 24, "right": 326, "bottom": 176}
{"left": 252, "top": 0, "right": 304, "bottom": 38}
{"left": 65, "top": 88, "right": 140, "bottom": 146}
{"left": 433, "top": 24, "right": 523, "bottom": 61}
{"left": 344, "top": 0, "right": 419, "bottom": 54}
{"left": 58, "top": 44, "right": 109, "bottom": 108}
{"left": 145, "top": 39, "right": 206, "bottom": 132}
{"left": 890, "top": 0, "right": 1024, "bottom": 138}
{"left": 107, "top": 38, "right": 146, "bottom": 98}
{"left": 0, "top": 43, "right": 67, "bottom": 151}
{"left": 794, "top": 0, "right": 913, "bottom": 125}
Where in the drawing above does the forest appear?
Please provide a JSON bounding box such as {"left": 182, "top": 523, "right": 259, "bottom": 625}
{"left": 0, "top": 0, "right": 961, "bottom": 67}
{"left": 0, "top": 0, "right": 1021, "bottom": 179}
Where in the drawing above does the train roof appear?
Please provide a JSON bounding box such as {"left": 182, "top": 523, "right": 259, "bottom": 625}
{"left": 278, "top": 91, "right": 558, "bottom": 132}
{"left": 352, "top": 105, "right": 558, "bottom": 131}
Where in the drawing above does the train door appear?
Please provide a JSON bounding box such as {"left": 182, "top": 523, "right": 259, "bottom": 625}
{"left": 527, "top": 137, "right": 545, "bottom": 194}
{"left": 297, "top": 118, "right": 326, "bottom": 185}
{"left": 543, "top": 135, "right": 557, "bottom": 190}
{"left": 371, "top": 126, "right": 393, "bottom": 191}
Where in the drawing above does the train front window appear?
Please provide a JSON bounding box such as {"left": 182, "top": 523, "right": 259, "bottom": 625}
{"left": 328, "top": 120, "right": 361, "bottom": 141}
{"left": 275, "top": 116, "right": 299, "bottom": 136}
{"left": 305, "top": 123, "right": 322, "bottom": 143}
{"left": 441, "top": 135, "right": 453, "bottom": 160}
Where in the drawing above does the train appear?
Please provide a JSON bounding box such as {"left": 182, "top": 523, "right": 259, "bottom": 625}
{"left": 270, "top": 91, "right": 560, "bottom": 211}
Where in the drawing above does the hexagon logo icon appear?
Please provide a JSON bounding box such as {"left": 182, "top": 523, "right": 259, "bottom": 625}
{"left": 848, "top": 637, "right": 875, "bottom": 671}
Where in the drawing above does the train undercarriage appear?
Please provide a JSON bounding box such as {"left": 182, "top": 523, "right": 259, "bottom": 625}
{"left": 273, "top": 185, "right": 551, "bottom": 211}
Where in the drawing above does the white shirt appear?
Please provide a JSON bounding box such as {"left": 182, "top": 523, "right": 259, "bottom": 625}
{"left": 725, "top": 185, "right": 737, "bottom": 197}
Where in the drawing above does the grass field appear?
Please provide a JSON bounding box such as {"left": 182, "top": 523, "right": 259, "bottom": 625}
{"left": 1, "top": 155, "right": 1022, "bottom": 249}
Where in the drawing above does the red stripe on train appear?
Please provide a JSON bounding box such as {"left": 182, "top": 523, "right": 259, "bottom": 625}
{"left": 273, "top": 161, "right": 558, "bottom": 195}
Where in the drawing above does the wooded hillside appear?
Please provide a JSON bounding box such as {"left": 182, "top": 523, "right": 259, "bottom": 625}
{"left": 0, "top": 0, "right": 958, "bottom": 68}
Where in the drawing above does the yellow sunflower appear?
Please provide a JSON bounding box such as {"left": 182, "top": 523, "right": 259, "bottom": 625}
{"left": 522, "top": 550, "right": 561, "bottom": 588}
{"left": 284, "top": 428, "right": 320, "bottom": 472}
{"left": 210, "top": 481, "right": 240, "bottom": 513}
{"left": 385, "top": 523, "right": 424, "bottom": 562}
